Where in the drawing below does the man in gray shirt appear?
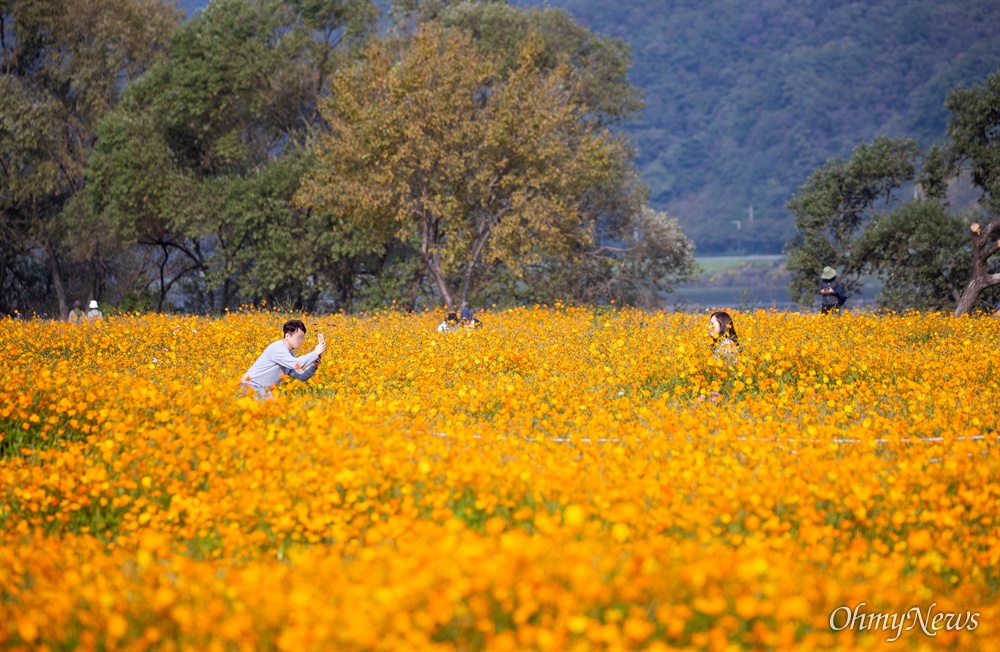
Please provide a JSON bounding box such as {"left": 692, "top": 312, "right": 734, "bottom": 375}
{"left": 241, "top": 319, "right": 327, "bottom": 398}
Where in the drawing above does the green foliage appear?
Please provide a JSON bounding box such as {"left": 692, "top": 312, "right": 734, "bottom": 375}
{"left": 117, "top": 285, "right": 156, "bottom": 315}
{"left": 944, "top": 71, "right": 1000, "bottom": 315}
{"left": 85, "top": 0, "right": 380, "bottom": 313}
{"left": 520, "top": 206, "right": 698, "bottom": 308}
{"left": 856, "top": 200, "right": 971, "bottom": 311}
{"left": 0, "top": 0, "right": 180, "bottom": 315}
{"left": 10, "top": 0, "right": 702, "bottom": 314}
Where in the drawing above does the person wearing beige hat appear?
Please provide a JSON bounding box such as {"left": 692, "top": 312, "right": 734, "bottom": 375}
{"left": 85, "top": 300, "right": 104, "bottom": 320}
{"left": 818, "top": 267, "right": 846, "bottom": 314}
{"left": 67, "top": 300, "right": 85, "bottom": 322}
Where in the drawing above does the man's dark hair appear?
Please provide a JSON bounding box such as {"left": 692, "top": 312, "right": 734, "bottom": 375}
{"left": 283, "top": 319, "right": 307, "bottom": 336}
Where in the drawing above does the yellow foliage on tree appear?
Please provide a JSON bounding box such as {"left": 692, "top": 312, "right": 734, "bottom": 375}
{"left": 296, "top": 23, "right": 637, "bottom": 308}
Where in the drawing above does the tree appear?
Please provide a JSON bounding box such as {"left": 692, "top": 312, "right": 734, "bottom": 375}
{"left": 604, "top": 206, "right": 698, "bottom": 307}
{"left": 298, "top": 23, "right": 645, "bottom": 309}
{"left": 0, "top": 0, "right": 179, "bottom": 316}
{"left": 86, "top": 0, "right": 379, "bottom": 312}
{"left": 375, "top": 0, "right": 676, "bottom": 310}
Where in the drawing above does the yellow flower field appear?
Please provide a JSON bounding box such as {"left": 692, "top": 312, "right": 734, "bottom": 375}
{"left": 1, "top": 307, "right": 997, "bottom": 651}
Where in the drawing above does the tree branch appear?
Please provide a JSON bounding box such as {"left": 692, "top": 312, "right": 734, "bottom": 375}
{"left": 984, "top": 240, "right": 1000, "bottom": 262}
{"left": 981, "top": 216, "right": 1000, "bottom": 244}
{"left": 418, "top": 206, "right": 452, "bottom": 306}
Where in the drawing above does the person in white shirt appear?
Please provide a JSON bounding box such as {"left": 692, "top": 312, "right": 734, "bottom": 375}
{"left": 85, "top": 300, "right": 103, "bottom": 320}
{"left": 241, "top": 319, "right": 327, "bottom": 398}
{"left": 436, "top": 311, "right": 460, "bottom": 333}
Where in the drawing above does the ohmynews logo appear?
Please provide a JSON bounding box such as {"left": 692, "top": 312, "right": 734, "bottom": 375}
{"left": 830, "top": 602, "right": 979, "bottom": 642}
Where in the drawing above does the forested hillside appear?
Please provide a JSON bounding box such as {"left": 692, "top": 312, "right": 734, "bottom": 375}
{"left": 534, "top": 0, "right": 1000, "bottom": 253}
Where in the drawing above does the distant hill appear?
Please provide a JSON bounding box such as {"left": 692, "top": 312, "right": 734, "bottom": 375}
{"left": 533, "top": 0, "right": 1000, "bottom": 254}
{"left": 174, "top": 0, "right": 1000, "bottom": 254}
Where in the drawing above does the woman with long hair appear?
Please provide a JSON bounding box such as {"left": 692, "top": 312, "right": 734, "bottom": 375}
{"left": 708, "top": 311, "right": 740, "bottom": 363}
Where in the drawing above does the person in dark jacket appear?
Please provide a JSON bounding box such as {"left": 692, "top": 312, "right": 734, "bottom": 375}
{"left": 818, "top": 266, "right": 846, "bottom": 314}
{"left": 459, "top": 307, "right": 482, "bottom": 329}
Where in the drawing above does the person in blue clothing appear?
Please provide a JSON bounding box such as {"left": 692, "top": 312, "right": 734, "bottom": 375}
{"left": 459, "top": 307, "right": 482, "bottom": 329}
{"left": 241, "top": 319, "right": 326, "bottom": 398}
{"left": 819, "top": 266, "right": 847, "bottom": 314}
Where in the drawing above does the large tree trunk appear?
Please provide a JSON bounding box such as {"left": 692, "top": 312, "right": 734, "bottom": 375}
{"left": 419, "top": 212, "right": 454, "bottom": 307}
{"left": 424, "top": 257, "right": 453, "bottom": 308}
{"left": 955, "top": 218, "right": 1000, "bottom": 316}
{"left": 44, "top": 240, "right": 68, "bottom": 319}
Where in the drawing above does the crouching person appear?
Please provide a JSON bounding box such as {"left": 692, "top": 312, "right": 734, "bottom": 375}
{"left": 460, "top": 307, "right": 482, "bottom": 329}
{"left": 241, "top": 319, "right": 326, "bottom": 398}
{"left": 436, "top": 311, "right": 460, "bottom": 333}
